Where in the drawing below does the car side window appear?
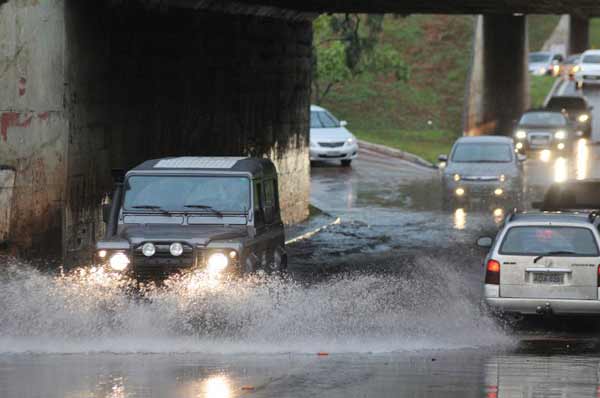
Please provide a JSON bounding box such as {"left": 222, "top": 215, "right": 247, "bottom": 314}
{"left": 263, "top": 179, "right": 276, "bottom": 224}
{"left": 254, "top": 181, "right": 264, "bottom": 227}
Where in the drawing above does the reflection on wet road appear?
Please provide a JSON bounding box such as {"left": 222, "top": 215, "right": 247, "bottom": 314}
{"left": 3, "top": 96, "right": 600, "bottom": 396}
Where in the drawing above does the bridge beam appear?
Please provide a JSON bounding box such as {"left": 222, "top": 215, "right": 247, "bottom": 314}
{"left": 465, "top": 15, "right": 529, "bottom": 136}
{"left": 568, "top": 15, "right": 589, "bottom": 55}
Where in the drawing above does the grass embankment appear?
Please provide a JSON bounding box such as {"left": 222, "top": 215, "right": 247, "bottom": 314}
{"left": 530, "top": 75, "right": 557, "bottom": 108}
{"left": 316, "top": 15, "right": 561, "bottom": 163}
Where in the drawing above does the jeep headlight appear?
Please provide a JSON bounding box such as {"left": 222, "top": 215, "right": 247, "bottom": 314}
{"left": 555, "top": 130, "right": 567, "bottom": 140}
{"left": 207, "top": 252, "right": 229, "bottom": 274}
{"left": 578, "top": 114, "right": 589, "bottom": 123}
{"left": 109, "top": 252, "right": 130, "bottom": 271}
{"left": 515, "top": 130, "right": 527, "bottom": 140}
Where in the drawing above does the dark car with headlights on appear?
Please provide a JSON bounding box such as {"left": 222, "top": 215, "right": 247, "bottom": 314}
{"left": 513, "top": 110, "right": 572, "bottom": 155}
{"left": 545, "top": 95, "right": 592, "bottom": 139}
{"left": 439, "top": 136, "right": 522, "bottom": 208}
{"left": 96, "top": 157, "right": 286, "bottom": 281}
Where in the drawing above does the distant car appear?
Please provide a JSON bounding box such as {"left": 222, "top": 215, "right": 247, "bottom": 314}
{"left": 478, "top": 211, "right": 600, "bottom": 317}
{"left": 310, "top": 105, "right": 358, "bottom": 167}
{"left": 513, "top": 110, "right": 571, "bottom": 155}
{"left": 528, "top": 52, "right": 563, "bottom": 76}
{"left": 439, "top": 136, "right": 522, "bottom": 207}
{"left": 561, "top": 53, "right": 581, "bottom": 79}
{"left": 545, "top": 95, "right": 592, "bottom": 139}
{"left": 575, "top": 50, "right": 600, "bottom": 89}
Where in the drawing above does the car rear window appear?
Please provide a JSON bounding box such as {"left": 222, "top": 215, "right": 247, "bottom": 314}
{"left": 546, "top": 97, "right": 586, "bottom": 110}
{"left": 519, "top": 112, "right": 567, "bottom": 126}
{"left": 499, "top": 226, "right": 599, "bottom": 256}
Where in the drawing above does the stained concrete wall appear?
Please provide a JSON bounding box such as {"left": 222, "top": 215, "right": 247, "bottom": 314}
{"left": 1, "top": 0, "right": 312, "bottom": 263}
{"left": 0, "top": 0, "right": 68, "bottom": 257}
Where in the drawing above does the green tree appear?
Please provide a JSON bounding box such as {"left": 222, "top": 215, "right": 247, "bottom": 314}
{"left": 312, "top": 14, "right": 408, "bottom": 104}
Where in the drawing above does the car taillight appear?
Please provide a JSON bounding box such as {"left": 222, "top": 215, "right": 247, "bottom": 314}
{"left": 485, "top": 259, "right": 501, "bottom": 285}
{"left": 597, "top": 265, "right": 600, "bottom": 287}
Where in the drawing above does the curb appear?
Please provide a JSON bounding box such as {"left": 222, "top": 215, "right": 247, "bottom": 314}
{"left": 285, "top": 217, "right": 341, "bottom": 245}
{"left": 358, "top": 140, "right": 436, "bottom": 169}
{"left": 543, "top": 77, "right": 563, "bottom": 107}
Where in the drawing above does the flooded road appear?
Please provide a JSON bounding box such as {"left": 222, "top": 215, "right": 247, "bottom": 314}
{"left": 3, "top": 115, "right": 600, "bottom": 396}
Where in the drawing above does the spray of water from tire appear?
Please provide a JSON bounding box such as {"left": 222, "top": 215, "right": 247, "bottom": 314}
{"left": 0, "top": 256, "right": 511, "bottom": 354}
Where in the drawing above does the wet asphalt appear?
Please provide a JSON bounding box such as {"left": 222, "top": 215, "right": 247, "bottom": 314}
{"left": 4, "top": 82, "right": 600, "bottom": 397}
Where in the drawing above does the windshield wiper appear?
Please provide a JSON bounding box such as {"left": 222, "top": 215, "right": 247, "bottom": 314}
{"left": 533, "top": 251, "right": 577, "bottom": 263}
{"left": 184, "top": 204, "right": 224, "bottom": 218}
{"left": 130, "top": 205, "right": 171, "bottom": 215}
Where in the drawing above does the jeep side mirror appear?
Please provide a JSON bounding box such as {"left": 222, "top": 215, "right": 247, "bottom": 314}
{"left": 102, "top": 203, "right": 112, "bottom": 224}
{"left": 340, "top": 120, "right": 348, "bottom": 127}
{"left": 477, "top": 237, "right": 493, "bottom": 248}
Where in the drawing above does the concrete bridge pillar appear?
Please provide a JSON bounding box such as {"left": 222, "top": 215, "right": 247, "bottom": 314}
{"left": 465, "top": 15, "right": 529, "bottom": 136}
{"left": 568, "top": 15, "right": 589, "bottom": 55}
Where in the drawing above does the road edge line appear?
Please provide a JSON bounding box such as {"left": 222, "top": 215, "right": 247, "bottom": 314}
{"left": 357, "top": 140, "right": 436, "bottom": 169}
{"left": 285, "top": 217, "right": 342, "bottom": 245}
{"left": 543, "top": 78, "right": 563, "bottom": 107}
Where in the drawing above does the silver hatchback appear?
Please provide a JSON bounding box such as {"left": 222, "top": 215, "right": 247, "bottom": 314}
{"left": 477, "top": 212, "right": 600, "bottom": 316}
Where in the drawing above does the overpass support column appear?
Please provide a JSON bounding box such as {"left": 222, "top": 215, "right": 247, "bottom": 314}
{"left": 568, "top": 15, "right": 589, "bottom": 55}
{"left": 481, "top": 14, "right": 529, "bottom": 135}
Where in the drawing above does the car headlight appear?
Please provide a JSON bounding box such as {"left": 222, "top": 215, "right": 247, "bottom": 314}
{"left": 109, "top": 252, "right": 130, "bottom": 271}
{"left": 453, "top": 174, "right": 461, "bottom": 182}
{"left": 170, "top": 242, "right": 183, "bottom": 257}
{"left": 455, "top": 188, "right": 465, "bottom": 196}
{"left": 515, "top": 130, "right": 527, "bottom": 139}
{"left": 538, "top": 67, "right": 547, "bottom": 74}
{"left": 578, "top": 114, "right": 589, "bottom": 123}
{"left": 207, "top": 252, "right": 229, "bottom": 274}
{"left": 494, "top": 188, "right": 504, "bottom": 196}
{"left": 573, "top": 65, "right": 581, "bottom": 73}
{"left": 555, "top": 130, "right": 567, "bottom": 140}
{"left": 346, "top": 137, "right": 356, "bottom": 146}
{"left": 499, "top": 174, "right": 506, "bottom": 182}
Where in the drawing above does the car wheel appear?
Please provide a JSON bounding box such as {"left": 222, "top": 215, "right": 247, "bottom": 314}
{"left": 270, "top": 248, "right": 287, "bottom": 273}
{"left": 341, "top": 160, "right": 352, "bottom": 167}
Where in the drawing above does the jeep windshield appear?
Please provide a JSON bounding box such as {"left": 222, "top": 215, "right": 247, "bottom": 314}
{"left": 499, "top": 226, "right": 599, "bottom": 256}
{"left": 123, "top": 175, "right": 250, "bottom": 214}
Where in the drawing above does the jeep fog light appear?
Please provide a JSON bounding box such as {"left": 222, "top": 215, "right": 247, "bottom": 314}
{"left": 109, "top": 252, "right": 130, "bottom": 271}
{"left": 142, "top": 242, "right": 156, "bottom": 257}
{"left": 170, "top": 242, "right": 183, "bottom": 257}
{"left": 207, "top": 253, "right": 229, "bottom": 274}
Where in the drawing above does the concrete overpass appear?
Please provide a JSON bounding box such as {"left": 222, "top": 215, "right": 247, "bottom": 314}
{"left": 0, "top": 0, "right": 595, "bottom": 263}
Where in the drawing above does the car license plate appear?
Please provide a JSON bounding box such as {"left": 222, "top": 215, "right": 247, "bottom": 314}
{"left": 533, "top": 273, "right": 563, "bottom": 284}
{"left": 327, "top": 151, "right": 341, "bottom": 156}
{"left": 531, "top": 138, "right": 548, "bottom": 145}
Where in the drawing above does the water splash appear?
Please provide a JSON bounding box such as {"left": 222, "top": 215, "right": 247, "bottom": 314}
{"left": 0, "top": 256, "right": 511, "bottom": 354}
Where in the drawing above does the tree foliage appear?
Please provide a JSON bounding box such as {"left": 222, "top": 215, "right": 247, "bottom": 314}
{"left": 312, "top": 14, "right": 409, "bottom": 104}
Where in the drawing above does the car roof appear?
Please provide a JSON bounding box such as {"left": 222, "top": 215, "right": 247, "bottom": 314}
{"left": 455, "top": 135, "right": 513, "bottom": 144}
{"left": 129, "top": 157, "right": 277, "bottom": 178}
{"left": 311, "top": 104, "right": 326, "bottom": 112}
{"left": 523, "top": 108, "right": 563, "bottom": 114}
{"left": 530, "top": 51, "right": 551, "bottom": 55}
{"left": 582, "top": 50, "right": 600, "bottom": 56}
{"left": 508, "top": 212, "right": 594, "bottom": 226}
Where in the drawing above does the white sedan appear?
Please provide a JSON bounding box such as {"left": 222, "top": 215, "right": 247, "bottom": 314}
{"left": 575, "top": 50, "right": 600, "bottom": 89}
{"left": 310, "top": 105, "right": 358, "bottom": 167}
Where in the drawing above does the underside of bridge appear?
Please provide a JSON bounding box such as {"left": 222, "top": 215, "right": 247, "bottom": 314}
{"left": 0, "top": 0, "right": 596, "bottom": 262}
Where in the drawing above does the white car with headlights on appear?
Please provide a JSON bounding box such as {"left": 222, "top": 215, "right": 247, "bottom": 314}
{"left": 310, "top": 105, "right": 358, "bottom": 167}
{"left": 575, "top": 50, "right": 600, "bottom": 89}
{"left": 95, "top": 157, "right": 287, "bottom": 282}
{"left": 478, "top": 211, "right": 600, "bottom": 317}
{"left": 439, "top": 136, "right": 523, "bottom": 208}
